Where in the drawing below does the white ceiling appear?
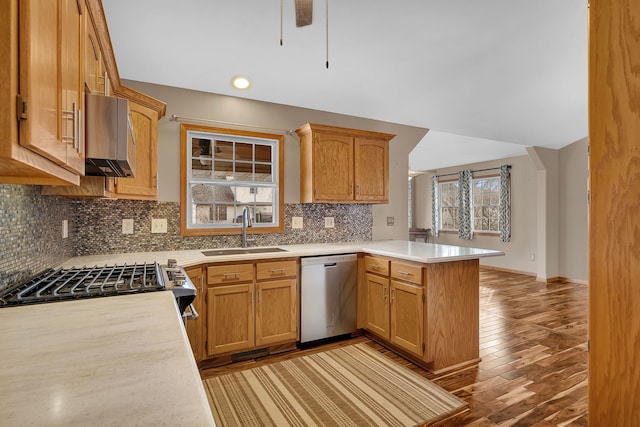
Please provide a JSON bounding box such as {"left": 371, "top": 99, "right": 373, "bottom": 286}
{"left": 102, "top": 0, "right": 588, "bottom": 171}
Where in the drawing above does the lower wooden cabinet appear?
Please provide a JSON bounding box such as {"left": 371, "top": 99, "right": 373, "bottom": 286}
{"left": 207, "top": 283, "right": 255, "bottom": 356}
{"left": 256, "top": 278, "right": 297, "bottom": 346}
{"left": 197, "top": 259, "right": 298, "bottom": 360}
{"left": 362, "top": 255, "right": 425, "bottom": 358}
{"left": 185, "top": 266, "right": 205, "bottom": 362}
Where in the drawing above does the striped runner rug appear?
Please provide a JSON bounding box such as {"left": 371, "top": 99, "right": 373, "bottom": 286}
{"left": 204, "top": 343, "right": 466, "bottom": 426}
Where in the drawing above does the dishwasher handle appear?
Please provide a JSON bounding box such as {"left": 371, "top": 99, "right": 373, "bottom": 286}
{"left": 324, "top": 263, "right": 338, "bottom": 268}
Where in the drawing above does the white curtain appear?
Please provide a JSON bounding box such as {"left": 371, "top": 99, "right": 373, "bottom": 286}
{"left": 457, "top": 170, "right": 473, "bottom": 240}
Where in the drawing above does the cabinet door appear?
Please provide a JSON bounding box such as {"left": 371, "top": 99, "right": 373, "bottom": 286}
{"left": 390, "top": 280, "right": 424, "bottom": 356}
{"left": 354, "top": 138, "right": 388, "bottom": 202}
{"left": 60, "top": 0, "right": 84, "bottom": 174}
{"left": 84, "top": 12, "right": 100, "bottom": 93}
{"left": 114, "top": 101, "right": 158, "bottom": 199}
{"left": 185, "top": 267, "right": 205, "bottom": 362}
{"left": 207, "top": 283, "right": 254, "bottom": 356}
{"left": 18, "top": 0, "right": 65, "bottom": 165}
{"left": 365, "top": 273, "right": 390, "bottom": 338}
{"left": 312, "top": 132, "right": 353, "bottom": 201}
{"left": 256, "top": 278, "right": 297, "bottom": 346}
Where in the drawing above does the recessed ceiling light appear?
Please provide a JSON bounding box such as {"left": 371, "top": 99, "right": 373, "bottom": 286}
{"left": 231, "top": 75, "right": 251, "bottom": 90}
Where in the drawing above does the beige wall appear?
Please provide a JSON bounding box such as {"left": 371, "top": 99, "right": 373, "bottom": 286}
{"left": 412, "top": 139, "right": 588, "bottom": 282}
{"left": 123, "top": 80, "right": 427, "bottom": 240}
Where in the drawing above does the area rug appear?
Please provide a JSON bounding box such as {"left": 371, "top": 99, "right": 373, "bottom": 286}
{"left": 204, "top": 343, "right": 466, "bottom": 426}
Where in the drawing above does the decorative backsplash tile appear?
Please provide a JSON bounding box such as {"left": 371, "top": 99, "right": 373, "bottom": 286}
{"left": 0, "top": 185, "right": 76, "bottom": 290}
{"left": 73, "top": 200, "right": 372, "bottom": 255}
{"left": 0, "top": 185, "right": 372, "bottom": 290}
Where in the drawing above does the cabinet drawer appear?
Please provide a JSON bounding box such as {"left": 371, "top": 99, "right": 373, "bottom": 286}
{"left": 207, "top": 263, "right": 254, "bottom": 285}
{"left": 390, "top": 261, "right": 423, "bottom": 285}
{"left": 364, "top": 256, "right": 389, "bottom": 275}
{"left": 256, "top": 260, "right": 298, "bottom": 281}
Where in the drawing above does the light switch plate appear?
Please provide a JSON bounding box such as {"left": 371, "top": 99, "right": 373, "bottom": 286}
{"left": 122, "top": 219, "right": 134, "bottom": 234}
{"left": 324, "top": 217, "right": 335, "bottom": 228}
{"left": 151, "top": 218, "right": 168, "bottom": 233}
{"left": 386, "top": 216, "right": 395, "bottom": 226}
{"left": 292, "top": 216, "right": 303, "bottom": 229}
{"left": 62, "top": 220, "right": 68, "bottom": 239}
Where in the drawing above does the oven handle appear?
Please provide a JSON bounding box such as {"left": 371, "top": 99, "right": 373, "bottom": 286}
{"left": 182, "top": 303, "right": 199, "bottom": 321}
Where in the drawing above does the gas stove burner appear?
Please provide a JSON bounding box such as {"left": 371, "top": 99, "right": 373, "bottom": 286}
{"left": 0, "top": 263, "right": 165, "bottom": 307}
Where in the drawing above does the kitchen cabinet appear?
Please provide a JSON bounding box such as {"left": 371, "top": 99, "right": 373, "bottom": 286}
{"left": 359, "top": 253, "right": 481, "bottom": 374}
{"left": 362, "top": 255, "right": 424, "bottom": 357}
{"left": 185, "top": 266, "right": 205, "bottom": 362}
{"left": 296, "top": 123, "right": 394, "bottom": 203}
{"left": 255, "top": 260, "right": 298, "bottom": 346}
{"left": 204, "top": 259, "right": 298, "bottom": 359}
{"left": 0, "top": 0, "right": 80, "bottom": 185}
{"left": 42, "top": 86, "right": 165, "bottom": 199}
{"left": 110, "top": 98, "right": 159, "bottom": 200}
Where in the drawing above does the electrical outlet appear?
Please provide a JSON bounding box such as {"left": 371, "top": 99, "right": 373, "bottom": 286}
{"left": 122, "top": 219, "right": 134, "bottom": 234}
{"left": 386, "top": 216, "right": 395, "bottom": 226}
{"left": 62, "top": 220, "right": 68, "bottom": 239}
{"left": 530, "top": 253, "right": 536, "bottom": 261}
{"left": 292, "top": 216, "right": 303, "bottom": 229}
{"left": 151, "top": 218, "right": 168, "bottom": 233}
{"left": 324, "top": 217, "right": 335, "bottom": 228}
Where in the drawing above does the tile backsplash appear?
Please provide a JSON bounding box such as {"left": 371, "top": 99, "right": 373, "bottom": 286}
{"left": 0, "top": 185, "right": 76, "bottom": 289}
{"left": 0, "top": 185, "right": 372, "bottom": 289}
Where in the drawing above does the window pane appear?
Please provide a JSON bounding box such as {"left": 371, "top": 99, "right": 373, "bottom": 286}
{"left": 194, "top": 204, "right": 213, "bottom": 225}
{"left": 255, "top": 163, "right": 273, "bottom": 182}
{"left": 235, "top": 142, "right": 253, "bottom": 162}
{"left": 255, "top": 144, "right": 272, "bottom": 163}
{"left": 191, "top": 184, "right": 214, "bottom": 204}
{"left": 255, "top": 206, "right": 273, "bottom": 224}
{"left": 235, "top": 161, "right": 253, "bottom": 175}
{"left": 214, "top": 140, "right": 233, "bottom": 160}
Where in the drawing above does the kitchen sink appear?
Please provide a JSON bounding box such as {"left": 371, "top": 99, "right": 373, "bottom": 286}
{"left": 201, "top": 247, "right": 288, "bottom": 256}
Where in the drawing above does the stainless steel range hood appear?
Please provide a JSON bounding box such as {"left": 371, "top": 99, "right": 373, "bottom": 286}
{"left": 84, "top": 93, "right": 136, "bottom": 177}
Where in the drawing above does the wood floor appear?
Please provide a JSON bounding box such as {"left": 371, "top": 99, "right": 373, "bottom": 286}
{"left": 201, "top": 267, "right": 589, "bottom": 426}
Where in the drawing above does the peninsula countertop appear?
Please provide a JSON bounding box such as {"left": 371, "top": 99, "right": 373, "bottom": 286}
{"left": 59, "top": 240, "right": 504, "bottom": 268}
{"left": 0, "top": 292, "right": 216, "bottom": 426}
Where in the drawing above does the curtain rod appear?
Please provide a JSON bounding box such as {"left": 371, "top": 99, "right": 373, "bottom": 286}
{"left": 169, "top": 114, "right": 295, "bottom": 136}
{"left": 434, "top": 165, "right": 511, "bottom": 179}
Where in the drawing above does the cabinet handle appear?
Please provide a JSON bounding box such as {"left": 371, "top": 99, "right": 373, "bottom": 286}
{"left": 383, "top": 285, "right": 387, "bottom": 301}
{"left": 397, "top": 271, "right": 413, "bottom": 276}
{"left": 269, "top": 268, "right": 285, "bottom": 274}
{"left": 391, "top": 288, "right": 395, "bottom": 303}
{"left": 222, "top": 272, "right": 240, "bottom": 279}
{"left": 350, "top": 183, "right": 354, "bottom": 195}
{"left": 357, "top": 184, "right": 361, "bottom": 195}
{"left": 75, "top": 104, "right": 82, "bottom": 153}
{"left": 259, "top": 288, "right": 262, "bottom": 306}
{"left": 369, "top": 264, "right": 378, "bottom": 270}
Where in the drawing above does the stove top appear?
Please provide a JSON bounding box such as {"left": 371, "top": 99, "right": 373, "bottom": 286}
{"left": 0, "top": 263, "right": 165, "bottom": 307}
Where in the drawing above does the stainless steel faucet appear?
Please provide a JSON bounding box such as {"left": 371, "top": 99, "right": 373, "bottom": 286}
{"left": 241, "top": 206, "right": 254, "bottom": 248}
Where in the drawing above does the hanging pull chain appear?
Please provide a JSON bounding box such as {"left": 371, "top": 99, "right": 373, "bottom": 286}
{"left": 325, "top": 0, "right": 329, "bottom": 68}
{"left": 280, "top": 0, "right": 284, "bottom": 45}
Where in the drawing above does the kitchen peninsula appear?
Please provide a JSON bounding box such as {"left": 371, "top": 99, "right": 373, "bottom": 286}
{"left": 60, "top": 240, "right": 503, "bottom": 374}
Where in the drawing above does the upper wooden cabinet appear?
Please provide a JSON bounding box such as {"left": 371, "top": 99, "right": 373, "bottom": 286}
{"left": 0, "top": 0, "right": 79, "bottom": 185}
{"left": 296, "top": 123, "right": 394, "bottom": 204}
{"left": 1, "top": 0, "right": 165, "bottom": 189}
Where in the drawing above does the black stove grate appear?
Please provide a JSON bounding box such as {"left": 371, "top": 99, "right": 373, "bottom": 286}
{"left": 0, "top": 263, "right": 164, "bottom": 307}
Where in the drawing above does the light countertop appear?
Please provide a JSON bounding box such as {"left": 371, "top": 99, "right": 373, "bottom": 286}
{"left": 0, "top": 292, "right": 216, "bottom": 426}
{"left": 59, "top": 240, "right": 504, "bottom": 269}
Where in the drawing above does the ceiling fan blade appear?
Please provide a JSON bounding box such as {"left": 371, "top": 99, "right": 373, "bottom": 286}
{"left": 295, "top": 0, "right": 312, "bottom": 27}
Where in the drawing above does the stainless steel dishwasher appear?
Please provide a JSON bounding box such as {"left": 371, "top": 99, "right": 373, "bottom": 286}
{"left": 300, "top": 253, "right": 357, "bottom": 344}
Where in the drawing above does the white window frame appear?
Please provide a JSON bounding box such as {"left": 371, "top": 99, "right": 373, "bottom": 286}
{"left": 180, "top": 124, "right": 284, "bottom": 236}
{"left": 438, "top": 175, "right": 502, "bottom": 235}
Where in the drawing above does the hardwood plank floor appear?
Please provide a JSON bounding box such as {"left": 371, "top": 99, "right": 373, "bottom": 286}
{"left": 201, "top": 267, "right": 588, "bottom": 426}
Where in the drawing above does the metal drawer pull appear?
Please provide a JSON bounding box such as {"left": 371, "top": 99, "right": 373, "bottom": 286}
{"left": 270, "top": 268, "right": 285, "bottom": 274}
{"left": 397, "top": 271, "right": 413, "bottom": 276}
{"left": 222, "top": 272, "right": 240, "bottom": 278}
{"left": 183, "top": 304, "right": 199, "bottom": 321}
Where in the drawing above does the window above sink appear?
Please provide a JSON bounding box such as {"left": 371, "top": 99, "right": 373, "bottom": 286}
{"left": 180, "top": 124, "right": 284, "bottom": 236}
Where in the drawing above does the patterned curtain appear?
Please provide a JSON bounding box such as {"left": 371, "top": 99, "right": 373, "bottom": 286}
{"left": 458, "top": 170, "right": 473, "bottom": 240}
{"left": 431, "top": 175, "right": 439, "bottom": 237}
{"left": 499, "top": 164, "right": 511, "bottom": 242}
